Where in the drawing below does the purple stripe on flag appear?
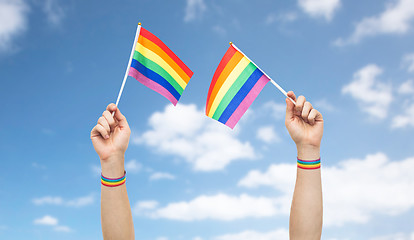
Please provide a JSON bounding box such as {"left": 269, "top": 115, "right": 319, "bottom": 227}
{"left": 129, "top": 68, "right": 178, "bottom": 106}
{"left": 225, "top": 75, "right": 270, "bottom": 129}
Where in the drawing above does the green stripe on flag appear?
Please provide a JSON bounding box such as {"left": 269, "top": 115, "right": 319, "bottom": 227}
{"left": 212, "top": 62, "right": 257, "bottom": 120}
{"left": 133, "top": 51, "right": 184, "bottom": 94}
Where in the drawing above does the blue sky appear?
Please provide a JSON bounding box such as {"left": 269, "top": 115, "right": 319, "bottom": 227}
{"left": 1, "top": 0, "right": 414, "bottom": 239}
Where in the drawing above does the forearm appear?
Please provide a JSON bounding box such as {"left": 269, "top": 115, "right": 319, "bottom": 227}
{"left": 289, "top": 146, "right": 323, "bottom": 240}
{"left": 101, "top": 157, "right": 134, "bottom": 240}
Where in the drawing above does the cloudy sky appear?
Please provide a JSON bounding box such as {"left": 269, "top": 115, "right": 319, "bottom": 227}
{"left": 1, "top": 0, "right": 414, "bottom": 239}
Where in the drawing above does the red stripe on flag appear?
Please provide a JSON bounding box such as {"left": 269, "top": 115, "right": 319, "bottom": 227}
{"left": 140, "top": 27, "right": 193, "bottom": 79}
{"left": 205, "top": 45, "right": 237, "bottom": 115}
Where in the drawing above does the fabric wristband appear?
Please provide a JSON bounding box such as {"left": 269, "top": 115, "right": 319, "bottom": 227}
{"left": 101, "top": 171, "right": 126, "bottom": 187}
{"left": 297, "top": 158, "right": 321, "bottom": 170}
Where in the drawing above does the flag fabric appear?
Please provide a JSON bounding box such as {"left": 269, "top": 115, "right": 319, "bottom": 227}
{"left": 206, "top": 44, "right": 270, "bottom": 129}
{"left": 128, "top": 26, "right": 193, "bottom": 105}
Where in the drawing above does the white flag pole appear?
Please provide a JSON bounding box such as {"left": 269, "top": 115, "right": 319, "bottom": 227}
{"left": 230, "top": 42, "right": 296, "bottom": 105}
{"left": 114, "top": 22, "right": 142, "bottom": 107}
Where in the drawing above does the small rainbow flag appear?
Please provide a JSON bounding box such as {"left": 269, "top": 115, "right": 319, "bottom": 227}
{"left": 206, "top": 43, "right": 271, "bottom": 129}
{"left": 126, "top": 24, "right": 193, "bottom": 106}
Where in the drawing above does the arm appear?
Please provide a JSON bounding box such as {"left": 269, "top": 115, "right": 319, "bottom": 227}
{"left": 91, "top": 104, "right": 134, "bottom": 240}
{"left": 285, "top": 91, "right": 323, "bottom": 240}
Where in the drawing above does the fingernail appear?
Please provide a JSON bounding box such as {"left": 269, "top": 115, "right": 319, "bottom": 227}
{"left": 104, "top": 135, "right": 109, "bottom": 139}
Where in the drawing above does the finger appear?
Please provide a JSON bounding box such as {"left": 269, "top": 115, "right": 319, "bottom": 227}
{"left": 295, "top": 95, "right": 306, "bottom": 116}
{"left": 98, "top": 116, "right": 110, "bottom": 135}
{"left": 106, "top": 103, "right": 117, "bottom": 114}
{"left": 113, "top": 106, "right": 130, "bottom": 130}
{"left": 102, "top": 110, "right": 116, "bottom": 131}
{"left": 285, "top": 98, "right": 295, "bottom": 121}
{"left": 287, "top": 91, "right": 297, "bottom": 101}
{"left": 91, "top": 124, "right": 109, "bottom": 139}
{"left": 285, "top": 91, "right": 297, "bottom": 123}
{"left": 308, "top": 109, "right": 322, "bottom": 125}
{"left": 301, "top": 101, "right": 313, "bottom": 123}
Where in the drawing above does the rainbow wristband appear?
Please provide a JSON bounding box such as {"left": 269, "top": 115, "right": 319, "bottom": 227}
{"left": 101, "top": 171, "right": 126, "bottom": 187}
{"left": 297, "top": 158, "right": 321, "bottom": 170}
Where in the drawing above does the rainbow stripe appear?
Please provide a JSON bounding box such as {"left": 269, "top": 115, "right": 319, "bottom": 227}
{"left": 297, "top": 158, "right": 321, "bottom": 170}
{"left": 101, "top": 171, "right": 127, "bottom": 187}
{"left": 206, "top": 44, "right": 270, "bottom": 128}
{"left": 128, "top": 27, "right": 193, "bottom": 105}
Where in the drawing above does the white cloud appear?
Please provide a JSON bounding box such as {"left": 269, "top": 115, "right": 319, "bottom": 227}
{"left": 125, "top": 159, "right": 142, "bottom": 173}
{"left": 238, "top": 164, "right": 296, "bottom": 193}
{"left": 156, "top": 237, "right": 168, "bottom": 240}
{"left": 133, "top": 104, "right": 256, "bottom": 171}
{"left": 298, "top": 0, "right": 341, "bottom": 21}
{"left": 33, "top": 196, "right": 63, "bottom": 205}
{"left": 66, "top": 194, "right": 94, "bottom": 207}
{"left": 239, "top": 153, "right": 414, "bottom": 226}
{"left": 32, "top": 194, "right": 94, "bottom": 207}
{"left": 256, "top": 126, "right": 280, "bottom": 143}
{"left": 135, "top": 194, "right": 280, "bottom": 221}
{"left": 33, "top": 215, "right": 58, "bottom": 226}
{"left": 370, "top": 232, "right": 414, "bottom": 240}
{"left": 402, "top": 53, "right": 414, "bottom": 73}
{"left": 184, "top": 0, "right": 206, "bottom": 22}
{"left": 193, "top": 237, "right": 203, "bottom": 240}
{"left": 314, "top": 98, "right": 335, "bottom": 112}
{"left": 0, "top": 0, "right": 28, "bottom": 52}
{"left": 262, "top": 101, "right": 285, "bottom": 120}
{"left": 212, "top": 25, "right": 226, "bottom": 36}
{"left": 266, "top": 12, "right": 298, "bottom": 24}
{"left": 149, "top": 172, "right": 176, "bottom": 181}
{"left": 265, "top": 13, "right": 278, "bottom": 25}
{"left": 213, "top": 228, "right": 289, "bottom": 240}
{"left": 54, "top": 225, "right": 72, "bottom": 232}
{"left": 33, "top": 215, "right": 72, "bottom": 232}
{"left": 133, "top": 200, "right": 159, "bottom": 216}
{"left": 42, "top": 0, "right": 65, "bottom": 26}
{"left": 393, "top": 80, "right": 414, "bottom": 128}
{"left": 91, "top": 164, "right": 101, "bottom": 176}
{"left": 398, "top": 80, "right": 414, "bottom": 94}
{"left": 392, "top": 102, "right": 414, "bottom": 128}
{"left": 334, "top": 0, "right": 414, "bottom": 46}
{"left": 342, "top": 64, "right": 392, "bottom": 119}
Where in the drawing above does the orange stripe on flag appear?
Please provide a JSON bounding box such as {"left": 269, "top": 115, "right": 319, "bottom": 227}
{"left": 138, "top": 35, "right": 191, "bottom": 84}
{"left": 140, "top": 27, "right": 193, "bottom": 79}
{"left": 206, "top": 51, "right": 243, "bottom": 115}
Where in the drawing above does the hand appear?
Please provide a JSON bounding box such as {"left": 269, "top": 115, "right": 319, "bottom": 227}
{"left": 90, "top": 104, "right": 131, "bottom": 164}
{"left": 285, "top": 91, "right": 323, "bottom": 158}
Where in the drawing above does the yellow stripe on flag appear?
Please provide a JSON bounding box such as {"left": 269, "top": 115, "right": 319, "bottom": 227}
{"left": 135, "top": 42, "right": 187, "bottom": 89}
{"left": 208, "top": 57, "right": 250, "bottom": 117}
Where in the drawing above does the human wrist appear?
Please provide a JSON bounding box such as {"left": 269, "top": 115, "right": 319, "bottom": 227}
{"left": 100, "top": 155, "right": 125, "bottom": 178}
{"left": 296, "top": 144, "right": 320, "bottom": 160}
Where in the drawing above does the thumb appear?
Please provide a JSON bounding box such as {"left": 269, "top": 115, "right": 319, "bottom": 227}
{"left": 113, "top": 106, "right": 129, "bottom": 130}
{"left": 285, "top": 91, "right": 296, "bottom": 121}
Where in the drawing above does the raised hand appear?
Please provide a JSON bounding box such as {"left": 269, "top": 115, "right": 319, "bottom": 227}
{"left": 285, "top": 91, "right": 323, "bottom": 159}
{"left": 90, "top": 103, "right": 131, "bottom": 177}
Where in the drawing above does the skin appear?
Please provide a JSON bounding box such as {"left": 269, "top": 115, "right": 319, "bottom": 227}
{"left": 90, "top": 91, "right": 323, "bottom": 240}
{"left": 90, "top": 104, "right": 134, "bottom": 240}
{"left": 285, "top": 91, "right": 324, "bottom": 240}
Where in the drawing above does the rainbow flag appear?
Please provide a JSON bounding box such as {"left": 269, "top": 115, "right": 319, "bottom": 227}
{"left": 206, "top": 43, "right": 270, "bottom": 129}
{"left": 128, "top": 25, "right": 193, "bottom": 105}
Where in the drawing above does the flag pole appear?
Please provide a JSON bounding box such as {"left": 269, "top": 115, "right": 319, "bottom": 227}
{"left": 115, "top": 22, "right": 142, "bottom": 107}
{"left": 230, "top": 42, "right": 296, "bottom": 105}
